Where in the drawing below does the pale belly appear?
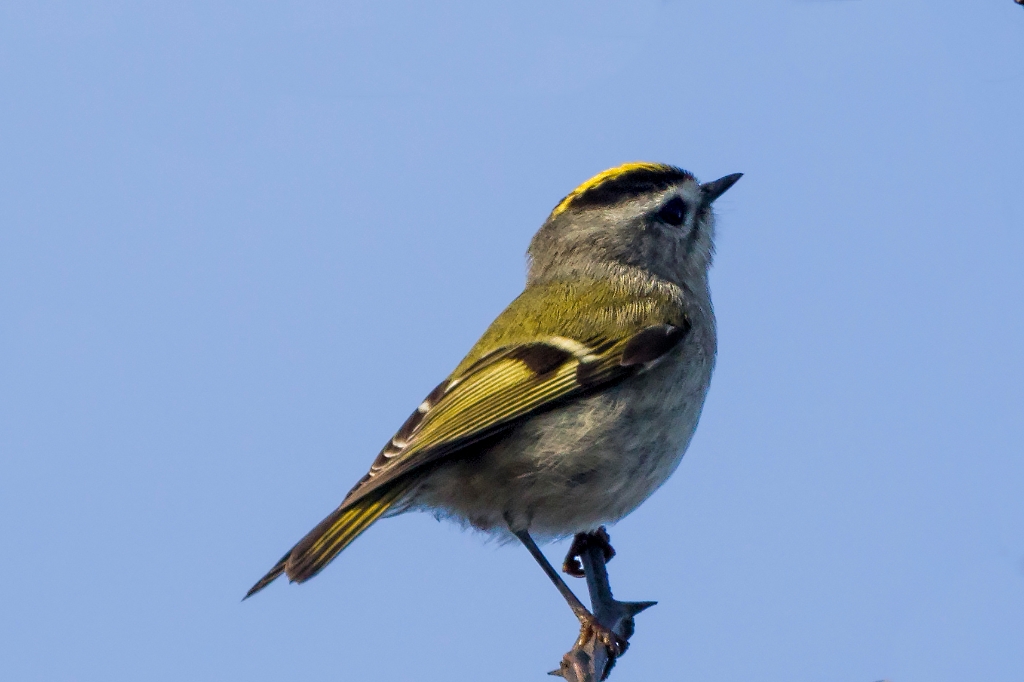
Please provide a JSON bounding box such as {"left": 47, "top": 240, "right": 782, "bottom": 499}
{"left": 410, "top": 342, "right": 714, "bottom": 538}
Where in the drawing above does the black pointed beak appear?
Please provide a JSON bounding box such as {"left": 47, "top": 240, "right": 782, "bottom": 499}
{"left": 700, "top": 173, "right": 743, "bottom": 203}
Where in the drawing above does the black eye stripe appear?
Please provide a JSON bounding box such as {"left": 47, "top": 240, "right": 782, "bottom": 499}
{"left": 657, "top": 196, "right": 687, "bottom": 226}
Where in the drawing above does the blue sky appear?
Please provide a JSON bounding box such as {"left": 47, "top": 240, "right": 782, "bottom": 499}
{"left": 1, "top": 2, "right": 1022, "bottom": 681}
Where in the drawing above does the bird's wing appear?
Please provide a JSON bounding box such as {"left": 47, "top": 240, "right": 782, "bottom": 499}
{"left": 343, "top": 322, "right": 690, "bottom": 506}
{"left": 246, "top": 281, "right": 689, "bottom": 595}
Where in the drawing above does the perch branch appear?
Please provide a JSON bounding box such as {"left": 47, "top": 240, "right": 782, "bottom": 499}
{"left": 549, "top": 532, "right": 656, "bottom": 681}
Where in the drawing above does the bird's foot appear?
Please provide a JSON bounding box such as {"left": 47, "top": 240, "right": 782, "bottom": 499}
{"left": 575, "top": 611, "right": 629, "bottom": 658}
{"left": 562, "top": 527, "right": 615, "bottom": 578}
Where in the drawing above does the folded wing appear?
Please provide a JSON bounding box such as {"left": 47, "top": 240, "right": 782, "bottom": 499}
{"left": 246, "top": 282, "right": 689, "bottom": 597}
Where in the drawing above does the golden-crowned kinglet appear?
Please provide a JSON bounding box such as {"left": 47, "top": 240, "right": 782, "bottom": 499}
{"left": 247, "top": 162, "right": 742, "bottom": 649}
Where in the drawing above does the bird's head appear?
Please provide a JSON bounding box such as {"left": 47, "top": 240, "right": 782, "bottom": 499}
{"left": 527, "top": 162, "right": 742, "bottom": 290}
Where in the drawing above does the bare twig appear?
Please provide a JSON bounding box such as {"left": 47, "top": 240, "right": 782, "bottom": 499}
{"left": 549, "top": 533, "right": 657, "bottom": 681}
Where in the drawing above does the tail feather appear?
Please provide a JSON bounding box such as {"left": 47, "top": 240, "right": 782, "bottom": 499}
{"left": 244, "top": 479, "right": 413, "bottom": 599}
{"left": 286, "top": 482, "right": 408, "bottom": 582}
{"left": 244, "top": 550, "right": 289, "bottom": 600}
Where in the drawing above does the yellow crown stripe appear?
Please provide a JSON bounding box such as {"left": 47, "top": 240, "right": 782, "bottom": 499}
{"left": 551, "top": 162, "right": 677, "bottom": 217}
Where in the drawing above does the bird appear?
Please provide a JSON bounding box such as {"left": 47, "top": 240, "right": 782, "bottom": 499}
{"left": 246, "top": 162, "right": 741, "bottom": 652}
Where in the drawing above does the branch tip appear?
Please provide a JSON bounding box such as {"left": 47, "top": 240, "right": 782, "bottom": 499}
{"left": 552, "top": 529, "right": 656, "bottom": 681}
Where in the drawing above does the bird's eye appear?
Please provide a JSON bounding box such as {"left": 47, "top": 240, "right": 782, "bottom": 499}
{"left": 657, "top": 197, "right": 687, "bottom": 226}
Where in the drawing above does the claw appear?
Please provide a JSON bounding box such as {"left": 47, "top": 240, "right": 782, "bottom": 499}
{"left": 576, "top": 613, "right": 629, "bottom": 658}
{"left": 562, "top": 527, "right": 616, "bottom": 578}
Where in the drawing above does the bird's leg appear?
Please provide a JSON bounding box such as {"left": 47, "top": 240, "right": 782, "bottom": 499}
{"left": 562, "top": 526, "right": 616, "bottom": 578}
{"left": 512, "top": 528, "right": 628, "bottom": 657}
